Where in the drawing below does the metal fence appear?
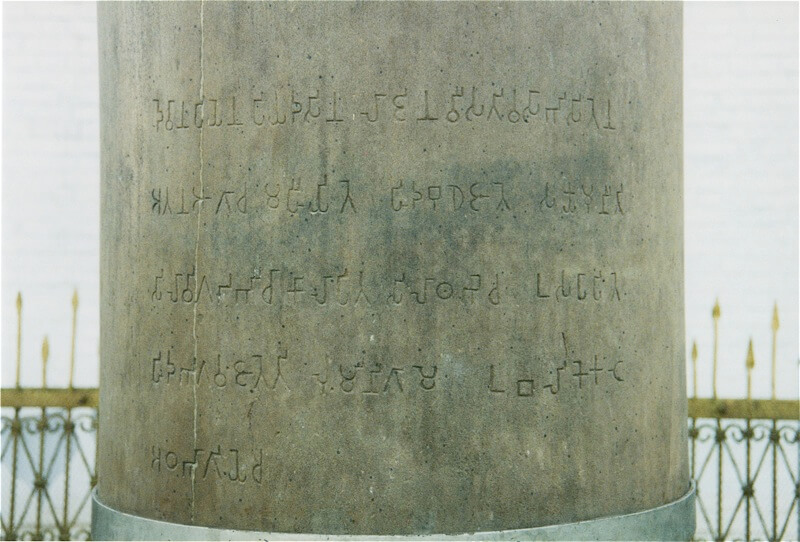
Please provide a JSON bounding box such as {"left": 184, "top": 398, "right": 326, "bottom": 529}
{"left": 1, "top": 294, "right": 798, "bottom": 540}
{"left": 2, "top": 294, "right": 97, "bottom": 540}
{"left": 689, "top": 301, "right": 799, "bottom": 541}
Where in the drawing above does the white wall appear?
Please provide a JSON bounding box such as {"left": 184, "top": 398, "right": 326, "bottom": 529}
{"left": 2, "top": 2, "right": 100, "bottom": 388}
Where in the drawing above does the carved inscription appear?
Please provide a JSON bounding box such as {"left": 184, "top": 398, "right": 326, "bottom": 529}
{"left": 151, "top": 445, "right": 263, "bottom": 485}
{"left": 151, "top": 347, "right": 291, "bottom": 394}
{"left": 149, "top": 347, "right": 438, "bottom": 398}
{"left": 150, "top": 177, "right": 358, "bottom": 217}
{"left": 152, "top": 85, "right": 618, "bottom": 133}
{"left": 488, "top": 334, "right": 625, "bottom": 397}
{"left": 391, "top": 180, "right": 511, "bottom": 213}
{"left": 148, "top": 336, "right": 629, "bottom": 400}
{"left": 150, "top": 268, "right": 503, "bottom": 307}
{"left": 149, "top": 267, "right": 629, "bottom": 307}
{"left": 149, "top": 179, "right": 512, "bottom": 218}
{"left": 148, "top": 175, "right": 631, "bottom": 219}
{"left": 312, "top": 361, "right": 437, "bottom": 396}
{"left": 535, "top": 270, "right": 623, "bottom": 302}
{"left": 540, "top": 181, "right": 625, "bottom": 216}
{"left": 149, "top": 179, "right": 513, "bottom": 217}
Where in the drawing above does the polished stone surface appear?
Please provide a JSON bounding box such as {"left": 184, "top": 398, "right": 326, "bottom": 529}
{"left": 98, "top": 2, "right": 687, "bottom": 535}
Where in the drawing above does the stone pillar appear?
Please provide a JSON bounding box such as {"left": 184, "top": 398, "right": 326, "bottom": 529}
{"left": 95, "top": 2, "right": 693, "bottom": 539}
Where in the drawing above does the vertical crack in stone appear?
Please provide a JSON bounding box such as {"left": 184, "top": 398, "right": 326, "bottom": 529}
{"left": 190, "top": 0, "right": 205, "bottom": 524}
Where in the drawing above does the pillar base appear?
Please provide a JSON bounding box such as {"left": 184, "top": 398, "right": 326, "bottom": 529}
{"left": 92, "top": 483, "right": 695, "bottom": 541}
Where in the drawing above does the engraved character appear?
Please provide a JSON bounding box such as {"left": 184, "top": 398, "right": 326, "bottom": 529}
{"left": 469, "top": 182, "right": 489, "bottom": 212}
{"left": 305, "top": 90, "right": 321, "bottom": 121}
{"left": 593, "top": 271, "right": 604, "bottom": 301}
{"left": 270, "top": 90, "right": 286, "bottom": 125}
{"left": 569, "top": 94, "right": 582, "bottom": 125}
{"left": 488, "top": 274, "right": 500, "bottom": 305}
{"left": 523, "top": 90, "right": 540, "bottom": 122}
{"left": 392, "top": 90, "right": 407, "bottom": 122}
{"left": 536, "top": 272, "right": 550, "bottom": 299}
{"left": 203, "top": 445, "right": 223, "bottom": 479}
{"left": 287, "top": 178, "right": 304, "bottom": 215}
{"left": 213, "top": 354, "right": 227, "bottom": 388}
{"left": 487, "top": 88, "right": 504, "bottom": 121}
{"left": 252, "top": 449, "right": 263, "bottom": 484}
{"left": 290, "top": 90, "right": 303, "bottom": 123}
{"left": 463, "top": 274, "right": 481, "bottom": 303}
{"left": 465, "top": 87, "right": 484, "bottom": 120}
{"left": 228, "top": 449, "right": 247, "bottom": 482}
{"left": 309, "top": 176, "right": 329, "bottom": 214}
{"left": 383, "top": 368, "right": 404, "bottom": 393}
{"left": 603, "top": 98, "right": 616, "bottom": 130}
{"left": 507, "top": 89, "right": 521, "bottom": 123}
{"left": 609, "top": 360, "right": 624, "bottom": 382}
{"left": 446, "top": 86, "right": 464, "bottom": 123}
{"left": 270, "top": 349, "right": 291, "bottom": 391}
{"left": 152, "top": 269, "right": 164, "bottom": 302}
{"left": 494, "top": 182, "right": 511, "bottom": 211}
{"left": 581, "top": 183, "right": 594, "bottom": 213}
{"left": 540, "top": 183, "right": 555, "bottom": 209}
{"left": 517, "top": 378, "right": 535, "bottom": 397}
{"left": 577, "top": 273, "right": 588, "bottom": 300}
{"left": 339, "top": 363, "right": 359, "bottom": 393}
{"left": 562, "top": 181, "right": 577, "bottom": 214}
{"left": 207, "top": 98, "right": 223, "bottom": 127}
{"left": 586, "top": 97, "right": 600, "bottom": 129}
{"left": 361, "top": 93, "right": 386, "bottom": 122}
{"left": 488, "top": 364, "right": 506, "bottom": 393}
{"left": 413, "top": 365, "right": 437, "bottom": 390}
{"left": 416, "top": 89, "right": 439, "bottom": 121}
{"left": 353, "top": 271, "right": 372, "bottom": 305}
{"left": 362, "top": 362, "right": 383, "bottom": 395}
{"left": 234, "top": 359, "right": 253, "bottom": 388}
{"left": 339, "top": 180, "right": 356, "bottom": 213}
{"left": 326, "top": 91, "right": 343, "bottom": 123}
{"left": 227, "top": 96, "right": 244, "bottom": 126}
{"left": 252, "top": 92, "right": 265, "bottom": 126}
{"left": 449, "top": 184, "right": 465, "bottom": 211}
{"left": 193, "top": 186, "right": 211, "bottom": 212}
{"left": 153, "top": 99, "right": 164, "bottom": 131}
{"left": 151, "top": 446, "right": 161, "bottom": 471}
{"left": 572, "top": 360, "right": 589, "bottom": 389}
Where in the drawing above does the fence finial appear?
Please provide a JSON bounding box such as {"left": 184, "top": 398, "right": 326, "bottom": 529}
{"left": 712, "top": 298, "right": 720, "bottom": 399}
{"left": 70, "top": 289, "right": 79, "bottom": 389}
{"left": 41, "top": 336, "right": 49, "bottom": 388}
{"left": 746, "top": 338, "right": 754, "bottom": 400}
{"left": 691, "top": 341, "right": 698, "bottom": 398}
{"left": 16, "top": 292, "right": 22, "bottom": 388}
{"left": 771, "top": 302, "right": 779, "bottom": 400}
{"left": 772, "top": 303, "right": 779, "bottom": 331}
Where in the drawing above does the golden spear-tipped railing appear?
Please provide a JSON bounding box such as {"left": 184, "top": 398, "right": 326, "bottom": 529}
{"left": 1, "top": 291, "right": 97, "bottom": 541}
{"left": 689, "top": 301, "right": 798, "bottom": 420}
{"left": 689, "top": 300, "right": 799, "bottom": 542}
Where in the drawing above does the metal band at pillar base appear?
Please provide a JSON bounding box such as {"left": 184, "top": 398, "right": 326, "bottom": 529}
{"left": 92, "top": 484, "right": 695, "bottom": 541}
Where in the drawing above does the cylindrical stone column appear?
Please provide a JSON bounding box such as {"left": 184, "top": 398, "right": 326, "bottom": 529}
{"left": 95, "top": 2, "right": 693, "bottom": 539}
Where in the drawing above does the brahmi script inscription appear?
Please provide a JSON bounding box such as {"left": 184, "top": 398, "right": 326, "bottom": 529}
{"left": 147, "top": 177, "right": 628, "bottom": 218}
{"left": 148, "top": 267, "right": 625, "bottom": 307}
{"left": 99, "top": 2, "right": 687, "bottom": 535}
{"left": 147, "top": 333, "right": 626, "bottom": 397}
{"left": 152, "top": 85, "right": 618, "bottom": 132}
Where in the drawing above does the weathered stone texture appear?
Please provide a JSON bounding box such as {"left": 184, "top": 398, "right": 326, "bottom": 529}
{"left": 99, "top": 2, "right": 687, "bottom": 535}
